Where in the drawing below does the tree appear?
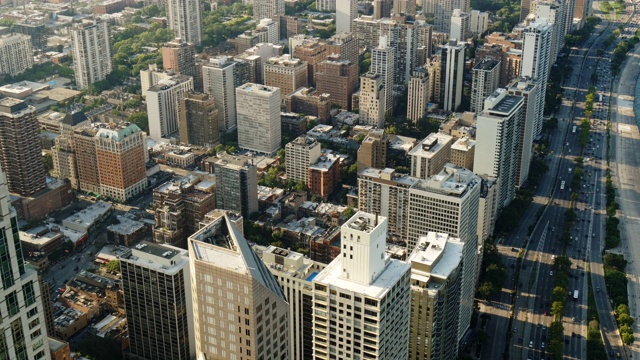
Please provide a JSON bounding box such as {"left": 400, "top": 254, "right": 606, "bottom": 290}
{"left": 617, "top": 313, "right": 634, "bottom": 327}
{"left": 551, "top": 301, "right": 564, "bottom": 319}
{"left": 294, "top": 180, "right": 308, "bottom": 192}
{"left": 127, "top": 112, "right": 149, "bottom": 132}
{"left": 477, "top": 281, "right": 493, "bottom": 300}
{"left": 105, "top": 260, "right": 121, "bottom": 274}
{"left": 343, "top": 207, "right": 355, "bottom": 219}
{"left": 277, "top": 148, "right": 286, "bottom": 160}
{"left": 43, "top": 153, "right": 53, "bottom": 173}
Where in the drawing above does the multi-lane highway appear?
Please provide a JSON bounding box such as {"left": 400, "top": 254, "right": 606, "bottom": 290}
{"left": 481, "top": 0, "right": 636, "bottom": 358}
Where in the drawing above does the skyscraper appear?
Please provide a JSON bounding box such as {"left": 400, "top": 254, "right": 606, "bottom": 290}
{"left": 202, "top": 56, "right": 241, "bottom": 133}
{"left": 393, "top": 0, "right": 417, "bottom": 15}
{"left": 253, "top": 0, "right": 285, "bottom": 20}
{"left": 311, "top": 212, "right": 411, "bottom": 360}
{"left": 179, "top": 92, "right": 220, "bottom": 147}
{"left": 263, "top": 55, "right": 308, "bottom": 100}
{"left": 162, "top": 38, "right": 198, "bottom": 89}
{"left": 442, "top": 40, "right": 466, "bottom": 112}
{"left": 0, "top": 166, "right": 51, "bottom": 360}
{"left": 520, "top": 19, "right": 552, "bottom": 136}
{"left": 317, "top": 0, "right": 336, "bottom": 11}
{"left": 370, "top": 35, "right": 395, "bottom": 116}
{"left": 166, "top": 0, "right": 202, "bottom": 45}
{"left": 507, "top": 77, "right": 538, "bottom": 187}
{"left": 236, "top": 83, "right": 281, "bottom": 156}
{"left": 358, "top": 73, "right": 387, "bottom": 127}
{"left": 356, "top": 129, "right": 389, "bottom": 171}
{"left": 315, "top": 56, "right": 359, "bottom": 110}
{"left": 406, "top": 164, "right": 480, "bottom": 342}
{"left": 536, "top": 1, "right": 566, "bottom": 67}
{"left": 0, "top": 98, "right": 46, "bottom": 197}
{"left": 120, "top": 241, "right": 195, "bottom": 360}
{"left": 450, "top": 9, "right": 470, "bottom": 41}
{"left": 408, "top": 232, "right": 463, "bottom": 360}
{"left": 336, "top": 0, "right": 358, "bottom": 33}
{"left": 0, "top": 34, "right": 33, "bottom": 76}
{"left": 470, "top": 58, "right": 501, "bottom": 114}
{"left": 407, "top": 67, "right": 430, "bottom": 123}
{"left": 373, "top": 0, "right": 393, "bottom": 18}
{"left": 432, "top": 0, "right": 470, "bottom": 33}
{"left": 285, "top": 136, "right": 321, "bottom": 186}
{"left": 70, "top": 19, "right": 113, "bottom": 89}
{"left": 473, "top": 89, "right": 524, "bottom": 209}
{"left": 146, "top": 75, "right": 194, "bottom": 140}
{"left": 188, "top": 214, "right": 290, "bottom": 359}
{"left": 214, "top": 152, "right": 259, "bottom": 218}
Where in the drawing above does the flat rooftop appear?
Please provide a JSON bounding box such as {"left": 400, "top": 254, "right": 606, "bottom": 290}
{"left": 408, "top": 133, "right": 453, "bottom": 159}
{"left": 358, "top": 167, "right": 418, "bottom": 187}
{"left": 451, "top": 137, "right": 475, "bottom": 151}
{"left": 408, "top": 233, "right": 463, "bottom": 286}
{"left": 343, "top": 211, "right": 386, "bottom": 233}
{"left": 123, "top": 241, "right": 188, "bottom": 275}
{"left": 490, "top": 95, "right": 523, "bottom": 114}
{"left": 411, "top": 164, "right": 479, "bottom": 197}
{"left": 473, "top": 58, "right": 500, "bottom": 71}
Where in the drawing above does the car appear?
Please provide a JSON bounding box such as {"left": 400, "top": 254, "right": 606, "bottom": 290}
{"left": 597, "top": 287, "right": 601, "bottom": 292}
{"left": 541, "top": 342, "right": 546, "bottom": 349}
{"left": 550, "top": 270, "right": 554, "bottom": 276}
{"left": 529, "top": 340, "right": 534, "bottom": 348}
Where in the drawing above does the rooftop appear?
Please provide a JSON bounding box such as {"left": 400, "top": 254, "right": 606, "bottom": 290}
{"left": 411, "top": 164, "right": 480, "bottom": 197}
{"left": 19, "top": 226, "right": 64, "bottom": 246}
{"left": 473, "top": 58, "right": 500, "bottom": 71}
{"left": 107, "top": 215, "right": 145, "bottom": 235}
{"left": 490, "top": 95, "right": 523, "bottom": 114}
{"left": 358, "top": 167, "right": 418, "bottom": 187}
{"left": 344, "top": 211, "right": 386, "bottom": 233}
{"left": 309, "top": 153, "right": 339, "bottom": 171}
{"left": 121, "top": 241, "right": 188, "bottom": 275}
{"left": 451, "top": 136, "right": 475, "bottom": 151}
{"left": 62, "top": 202, "right": 112, "bottom": 230}
{"left": 237, "top": 82, "right": 279, "bottom": 95}
{"left": 409, "top": 133, "right": 453, "bottom": 159}
{"left": 407, "top": 232, "right": 463, "bottom": 286}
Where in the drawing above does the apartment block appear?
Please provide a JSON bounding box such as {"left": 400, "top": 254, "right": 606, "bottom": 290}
{"left": 477, "top": 175, "right": 498, "bottom": 251}
{"left": 179, "top": 92, "right": 220, "bottom": 147}
{"left": 213, "top": 152, "right": 259, "bottom": 218}
{"left": 254, "top": 0, "right": 285, "bottom": 20}
{"left": 470, "top": 58, "right": 501, "bottom": 114}
{"left": 336, "top": 0, "right": 358, "bottom": 33}
{"left": 409, "top": 133, "right": 454, "bottom": 179}
{"left": 120, "top": 242, "right": 194, "bottom": 360}
{"left": 407, "top": 67, "right": 430, "bottom": 123}
{"left": 166, "top": 0, "right": 201, "bottom": 44}
{"left": 188, "top": 214, "right": 290, "bottom": 359}
{"left": 202, "top": 56, "right": 247, "bottom": 132}
{"left": 0, "top": 33, "right": 33, "bottom": 76}
{"left": 311, "top": 212, "right": 411, "bottom": 360}
{"left": 432, "top": 0, "right": 470, "bottom": 33}
{"left": 356, "top": 128, "right": 389, "bottom": 171}
{"left": 308, "top": 153, "right": 340, "bottom": 198}
{"left": 370, "top": 36, "right": 395, "bottom": 115}
{"left": 507, "top": 77, "right": 538, "bottom": 187}
{"left": 441, "top": 40, "right": 466, "bottom": 112}
{"left": 292, "top": 38, "right": 326, "bottom": 85}
{"left": 146, "top": 75, "right": 194, "bottom": 140}
{"left": 473, "top": 89, "right": 523, "bottom": 209}
{"left": 393, "top": 0, "right": 417, "bottom": 15}
{"left": 315, "top": 56, "right": 358, "bottom": 111}
{"left": 357, "top": 167, "right": 418, "bottom": 240}
{"left": 358, "top": 73, "right": 386, "bottom": 128}
{"left": 70, "top": 19, "right": 112, "bottom": 89}
{"left": 469, "top": 10, "right": 489, "bottom": 34}
{"left": 285, "top": 87, "right": 332, "bottom": 123}
{"left": 285, "top": 136, "right": 321, "bottom": 186}
{"left": 406, "top": 164, "right": 480, "bottom": 341}
{"left": 520, "top": 19, "right": 551, "bottom": 136}
{"left": 162, "top": 38, "right": 198, "bottom": 89}
{"left": 0, "top": 98, "right": 46, "bottom": 197}
{"left": 450, "top": 9, "right": 470, "bottom": 41}
{"left": 264, "top": 55, "right": 308, "bottom": 100}
{"left": 316, "top": 0, "right": 335, "bottom": 11}
{"left": 325, "top": 32, "right": 358, "bottom": 65}
{"left": 408, "top": 233, "right": 463, "bottom": 360}
{"left": 236, "top": 83, "right": 281, "bottom": 156}
{"left": 450, "top": 136, "right": 475, "bottom": 171}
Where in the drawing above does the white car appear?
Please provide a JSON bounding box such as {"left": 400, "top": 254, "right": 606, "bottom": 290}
{"left": 529, "top": 341, "right": 534, "bottom": 348}
{"left": 550, "top": 271, "right": 554, "bottom": 276}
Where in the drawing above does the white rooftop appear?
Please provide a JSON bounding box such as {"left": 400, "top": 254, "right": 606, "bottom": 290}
{"left": 358, "top": 167, "right": 418, "bottom": 187}
{"left": 407, "top": 233, "right": 463, "bottom": 285}
{"left": 122, "top": 241, "right": 188, "bottom": 275}
{"left": 408, "top": 132, "right": 453, "bottom": 159}
{"left": 451, "top": 136, "right": 475, "bottom": 151}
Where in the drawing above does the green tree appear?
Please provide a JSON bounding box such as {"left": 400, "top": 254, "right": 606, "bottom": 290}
{"left": 477, "top": 281, "right": 493, "bottom": 300}
{"left": 343, "top": 207, "right": 355, "bottom": 219}
{"left": 294, "top": 180, "right": 309, "bottom": 192}
{"left": 105, "top": 260, "right": 121, "bottom": 273}
{"left": 617, "top": 313, "right": 634, "bottom": 327}
{"left": 277, "top": 148, "right": 286, "bottom": 160}
{"left": 127, "top": 112, "right": 149, "bottom": 133}
{"left": 43, "top": 153, "right": 54, "bottom": 173}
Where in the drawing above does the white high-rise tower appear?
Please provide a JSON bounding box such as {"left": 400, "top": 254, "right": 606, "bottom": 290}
{"left": 520, "top": 19, "right": 552, "bottom": 136}
{"left": 166, "top": 0, "right": 202, "bottom": 45}
{"left": 336, "top": 0, "right": 358, "bottom": 33}
{"left": 370, "top": 35, "right": 395, "bottom": 116}
{"left": 70, "top": 19, "right": 113, "bottom": 89}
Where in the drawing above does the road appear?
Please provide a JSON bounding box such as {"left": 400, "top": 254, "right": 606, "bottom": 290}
{"left": 481, "top": 1, "right": 634, "bottom": 358}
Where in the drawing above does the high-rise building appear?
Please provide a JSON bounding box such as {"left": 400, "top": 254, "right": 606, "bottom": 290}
{"left": 308, "top": 152, "right": 340, "bottom": 198}
{"left": 357, "top": 128, "right": 388, "bottom": 171}
{"left": 73, "top": 127, "right": 101, "bottom": 194}
{"left": 214, "top": 152, "right": 259, "bottom": 218}
{"left": 358, "top": 73, "right": 387, "bottom": 128}
{"left": 407, "top": 67, "right": 430, "bottom": 123}
{"left": 473, "top": 89, "right": 524, "bottom": 209}
{"left": 285, "top": 136, "right": 321, "bottom": 186}
{"left": 507, "top": 77, "right": 538, "bottom": 187}
{"left": 336, "top": 0, "right": 358, "bottom": 33}
{"left": 254, "top": 0, "right": 285, "bottom": 20}
{"left": 441, "top": 40, "right": 466, "bottom": 112}
{"left": 393, "top": 0, "right": 417, "bottom": 15}
{"left": 166, "top": 0, "right": 201, "bottom": 44}
{"left": 70, "top": 19, "right": 113, "bottom": 89}
{"left": 0, "top": 34, "right": 33, "bottom": 76}
{"left": 179, "top": 92, "right": 220, "bottom": 147}
{"left": 140, "top": 64, "right": 175, "bottom": 97}
{"left": 146, "top": 75, "right": 194, "bottom": 140}
{"left": 451, "top": 136, "right": 476, "bottom": 171}
{"left": 408, "top": 232, "right": 463, "bottom": 360}
{"left": 315, "top": 56, "right": 359, "bottom": 110}
{"left": 13, "top": 22, "right": 46, "bottom": 50}
{"left": 450, "top": 9, "right": 470, "bottom": 41}
{"left": 432, "top": 0, "right": 470, "bottom": 33}
{"left": 120, "top": 241, "right": 195, "bottom": 360}
{"left": 536, "top": 1, "right": 566, "bottom": 66}
{"left": 162, "top": 38, "right": 198, "bottom": 89}
{"left": 285, "top": 87, "right": 332, "bottom": 123}
{"left": 373, "top": 0, "right": 393, "bottom": 18}
{"left": 469, "top": 10, "right": 489, "bottom": 34}
{"left": 370, "top": 36, "right": 395, "bottom": 115}
{"left": 325, "top": 32, "right": 359, "bottom": 65}
{"left": 256, "top": 18, "right": 280, "bottom": 44}
{"left": 520, "top": 19, "right": 552, "bottom": 136}
{"left": 311, "top": 212, "right": 411, "bottom": 360}
{"left": 357, "top": 167, "right": 417, "bottom": 240}
{"left": 409, "top": 132, "right": 454, "bottom": 179}
{"left": 263, "top": 55, "right": 308, "bottom": 100}
{"left": 0, "top": 166, "right": 51, "bottom": 360}
{"left": 202, "top": 56, "right": 243, "bottom": 133}
{"left": 255, "top": 245, "right": 326, "bottom": 360}
{"left": 236, "top": 83, "right": 281, "bottom": 155}
{"left": 477, "top": 176, "right": 499, "bottom": 249}
{"left": 406, "top": 164, "right": 480, "bottom": 342}
{"left": 470, "top": 58, "right": 501, "bottom": 114}
{"left": 292, "top": 38, "right": 326, "bottom": 85}
{"left": 317, "top": 0, "right": 336, "bottom": 11}
{"left": 188, "top": 214, "right": 290, "bottom": 359}
{"left": 425, "top": 55, "right": 442, "bottom": 103}
{"left": 94, "top": 123, "right": 148, "bottom": 202}
{"left": 0, "top": 98, "right": 46, "bottom": 197}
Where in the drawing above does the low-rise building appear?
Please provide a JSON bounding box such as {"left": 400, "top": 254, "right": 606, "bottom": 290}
{"left": 107, "top": 215, "right": 147, "bottom": 246}
{"left": 62, "top": 201, "right": 112, "bottom": 233}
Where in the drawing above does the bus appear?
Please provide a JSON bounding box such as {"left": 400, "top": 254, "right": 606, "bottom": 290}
{"left": 573, "top": 290, "right": 579, "bottom": 300}
{"left": 572, "top": 126, "right": 577, "bottom": 133}
{"left": 560, "top": 181, "right": 566, "bottom": 190}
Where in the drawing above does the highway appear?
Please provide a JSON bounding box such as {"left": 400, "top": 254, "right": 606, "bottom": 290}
{"left": 481, "top": 0, "right": 635, "bottom": 358}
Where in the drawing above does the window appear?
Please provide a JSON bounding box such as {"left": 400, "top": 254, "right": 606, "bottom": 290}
{"left": 22, "top": 281, "right": 36, "bottom": 307}
{"left": 6, "top": 291, "right": 19, "bottom": 317}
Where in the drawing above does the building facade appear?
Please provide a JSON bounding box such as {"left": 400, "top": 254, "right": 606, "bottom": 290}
{"left": 336, "top": 0, "right": 358, "bottom": 33}
{"left": 213, "top": 152, "right": 259, "bottom": 218}
{"left": 358, "top": 73, "right": 386, "bottom": 128}
{"left": 0, "top": 34, "right": 33, "bottom": 76}
{"left": 179, "top": 92, "right": 220, "bottom": 147}
{"left": 507, "top": 77, "right": 538, "bottom": 187}
{"left": 470, "top": 58, "right": 501, "bottom": 114}
{"left": 285, "top": 136, "right": 321, "bottom": 186}
{"left": 315, "top": 57, "right": 358, "bottom": 111}
{"left": 441, "top": 40, "right": 466, "bottom": 112}
{"left": 70, "top": 19, "right": 112, "bottom": 89}
{"left": 356, "top": 129, "right": 389, "bottom": 171}
{"left": 407, "top": 67, "right": 430, "bottom": 123}
{"left": 162, "top": 38, "right": 198, "bottom": 89}
{"left": 264, "top": 55, "right": 308, "bottom": 100}
{"left": 166, "top": 0, "right": 201, "bottom": 44}
{"left": 236, "top": 83, "right": 281, "bottom": 155}
{"left": 520, "top": 19, "right": 552, "bottom": 136}
{"left": 202, "top": 56, "right": 244, "bottom": 133}
{"left": 409, "top": 133, "right": 454, "bottom": 179}
{"left": 146, "top": 75, "right": 194, "bottom": 140}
